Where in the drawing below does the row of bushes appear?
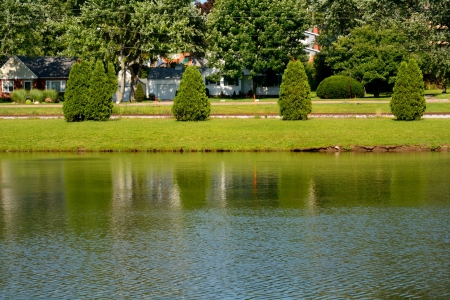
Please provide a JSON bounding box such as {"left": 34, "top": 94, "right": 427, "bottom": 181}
{"left": 11, "top": 89, "right": 61, "bottom": 103}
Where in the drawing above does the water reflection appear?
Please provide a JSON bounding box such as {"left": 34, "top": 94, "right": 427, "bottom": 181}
{"left": 0, "top": 152, "right": 449, "bottom": 298}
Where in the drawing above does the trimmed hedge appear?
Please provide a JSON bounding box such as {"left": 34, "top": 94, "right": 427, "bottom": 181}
{"left": 135, "top": 83, "right": 145, "bottom": 102}
{"left": 278, "top": 60, "right": 312, "bottom": 120}
{"left": 63, "top": 60, "right": 92, "bottom": 122}
{"left": 85, "top": 60, "right": 114, "bottom": 121}
{"left": 316, "top": 75, "right": 365, "bottom": 99}
{"left": 172, "top": 66, "right": 210, "bottom": 121}
{"left": 390, "top": 58, "right": 426, "bottom": 120}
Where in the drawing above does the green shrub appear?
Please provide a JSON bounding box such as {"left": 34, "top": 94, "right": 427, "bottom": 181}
{"left": 85, "top": 60, "right": 114, "bottom": 121}
{"left": 25, "top": 99, "right": 32, "bottom": 104}
{"left": 316, "top": 75, "right": 365, "bottom": 99}
{"left": 390, "top": 58, "right": 426, "bottom": 120}
{"left": 11, "top": 89, "right": 28, "bottom": 103}
{"left": 278, "top": 60, "right": 312, "bottom": 120}
{"left": 63, "top": 60, "right": 92, "bottom": 122}
{"left": 172, "top": 66, "right": 210, "bottom": 121}
{"left": 29, "top": 89, "right": 45, "bottom": 102}
{"left": 304, "top": 61, "right": 315, "bottom": 91}
{"left": 135, "top": 83, "right": 145, "bottom": 102}
{"left": 106, "top": 62, "right": 118, "bottom": 102}
{"left": 43, "top": 89, "right": 59, "bottom": 102}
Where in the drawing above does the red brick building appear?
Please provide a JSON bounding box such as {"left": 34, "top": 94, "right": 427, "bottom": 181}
{"left": 0, "top": 56, "right": 75, "bottom": 98}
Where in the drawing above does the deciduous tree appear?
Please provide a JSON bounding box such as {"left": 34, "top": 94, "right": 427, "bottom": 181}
{"left": 62, "top": 0, "right": 205, "bottom": 103}
{"left": 326, "top": 25, "right": 408, "bottom": 97}
{"left": 206, "top": 0, "right": 310, "bottom": 97}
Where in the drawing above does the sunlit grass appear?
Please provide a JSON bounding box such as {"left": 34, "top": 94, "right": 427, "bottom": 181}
{"left": 1, "top": 95, "right": 449, "bottom": 117}
{"left": 0, "top": 118, "right": 449, "bottom": 152}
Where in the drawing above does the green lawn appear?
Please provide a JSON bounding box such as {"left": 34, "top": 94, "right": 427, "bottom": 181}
{"left": 1, "top": 101, "right": 450, "bottom": 116}
{"left": 1, "top": 118, "right": 449, "bottom": 152}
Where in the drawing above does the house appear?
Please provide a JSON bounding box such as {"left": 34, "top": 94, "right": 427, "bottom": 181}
{"left": 303, "top": 27, "right": 321, "bottom": 62}
{"left": 0, "top": 56, "right": 75, "bottom": 98}
{"left": 146, "top": 29, "right": 320, "bottom": 99}
{"left": 147, "top": 67, "right": 242, "bottom": 100}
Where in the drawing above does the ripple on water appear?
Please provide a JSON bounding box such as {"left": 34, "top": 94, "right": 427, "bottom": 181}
{"left": 1, "top": 206, "right": 449, "bottom": 299}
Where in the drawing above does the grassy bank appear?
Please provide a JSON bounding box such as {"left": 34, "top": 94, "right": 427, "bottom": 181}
{"left": 1, "top": 118, "right": 449, "bottom": 152}
{"left": 1, "top": 102, "right": 450, "bottom": 116}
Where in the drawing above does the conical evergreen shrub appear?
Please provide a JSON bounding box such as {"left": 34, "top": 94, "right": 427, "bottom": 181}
{"left": 135, "top": 83, "right": 145, "bottom": 102}
{"left": 106, "top": 62, "right": 118, "bottom": 101}
{"left": 85, "top": 60, "right": 114, "bottom": 121}
{"left": 172, "top": 66, "right": 210, "bottom": 121}
{"left": 278, "top": 60, "right": 312, "bottom": 120}
{"left": 63, "top": 61, "right": 92, "bottom": 122}
{"left": 390, "top": 58, "right": 426, "bottom": 120}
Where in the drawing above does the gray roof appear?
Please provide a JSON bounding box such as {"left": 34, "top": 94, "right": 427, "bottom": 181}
{"left": 17, "top": 56, "right": 76, "bottom": 78}
{"left": 148, "top": 68, "right": 185, "bottom": 80}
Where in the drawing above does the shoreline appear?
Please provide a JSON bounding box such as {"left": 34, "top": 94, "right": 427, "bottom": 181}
{"left": 1, "top": 145, "right": 449, "bottom": 153}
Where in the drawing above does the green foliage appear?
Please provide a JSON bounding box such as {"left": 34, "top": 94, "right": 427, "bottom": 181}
{"left": 85, "top": 61, "right": 114, "bottom": 121}
{"left": 207, "top": 0, "right": 309, "bottom": 94}
{"left": 29, "top": 89, "right": 45, "bottom": 102}
{"left": 317, "top": 76, "right": 365, "bottom": 99}
{"left": 11, "top": 89, "right": 28, "bottom": 103}
{"left": 135, "top": 83, "right": 145, "bottom": 102}
{"left": 304, "top": 62, "right": 315, "bottom": 91}
{"left": 317, "top": 0, "right": 361, "bottom": 46}
{"left": 62, "top": 0, "right": 204, "bottom": 103}
{"left": 172, "top": 66, "right": 210, "bottom": 121}
{"left": 63, "top": 61, "right": 92, "bottom": 122}
{"left": 43, "top": 89, "right": 59, "bottom": 102}
{"left": 106, "top": 62, "right": 118, "bottom": 101}
{"left": 0, "top": 1, "right": 43, "bottom": 56}
{"left": 326, "top": 25, "right": 407, "bottom": 97}
{"left": 390, "top": 58, "right": 426, "bottom": 121}
{"left": 278, "top": 60, "right": 312, "bottom": 120}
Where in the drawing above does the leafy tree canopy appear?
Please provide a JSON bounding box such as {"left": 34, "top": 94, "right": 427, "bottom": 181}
{"left": 207, "top": 0, "right": 310, "bottom": 95}
{"left": 326, "top": 25, "right": 408, "bottom": 97}
{"left": 61, "top": 0, "right": 205, "bottom": 102}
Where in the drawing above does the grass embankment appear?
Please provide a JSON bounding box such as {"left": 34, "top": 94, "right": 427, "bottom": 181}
{"left": 1, "top": 118, "right": 449, "bottom": 152}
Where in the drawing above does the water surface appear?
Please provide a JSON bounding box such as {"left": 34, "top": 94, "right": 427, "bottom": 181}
{"left": 0, "top": 152, "right": 449, "bottom": 298}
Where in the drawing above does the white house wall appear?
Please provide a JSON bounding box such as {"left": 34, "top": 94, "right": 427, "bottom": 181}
{"left": 241, "top": 75, "right": 280, "bottom": 96}
{"left": 117, "top": 70, "right": 132, "bottom": 102}
{"left": 148, "top": 79, "right": 181, "bottom": 100}
{"left": 256, "top": 86, "right": 280, "bottom": 96}
{"left": 202, "top": 68, "right": 241, "bottom": 97}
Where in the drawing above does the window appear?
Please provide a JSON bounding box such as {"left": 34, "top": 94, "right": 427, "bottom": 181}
{"left": 46, "top": 80, "right": 66, "bottom": 92}
{"left": 2, "top": 80, "right": 14, "bottom": 93}
{"left": 24, "top": 81, "right": 32, "bottom": 91}
{"left": 255, "top": 74, "right": 282, "bottom": 87}
{"left": 205, "top": 78, "right": 220, "bottom": 86}
{"left": 224, "top": 76, "right": 239, "bottom": 86}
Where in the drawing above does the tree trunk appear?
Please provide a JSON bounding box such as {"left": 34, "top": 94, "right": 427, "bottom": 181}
{"left": 373, "top": 84, "right": 381, "bottom": 98}
{"left": 252, "top": 76, "right": 257, "bottom": 100}
{"left": 128, "top": 57, "right": 143, "bottom": 102}
{"left": 116, "top": 55, "right": 126, "bottom": 104}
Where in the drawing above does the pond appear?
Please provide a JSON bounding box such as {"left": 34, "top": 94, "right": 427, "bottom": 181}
{"left": 0, "top": 152, "right": 449, "bottom": 299}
